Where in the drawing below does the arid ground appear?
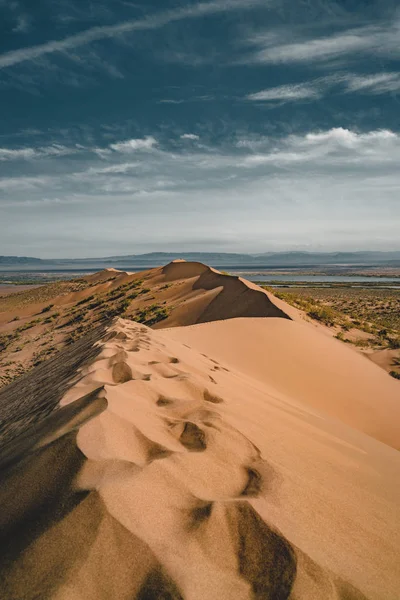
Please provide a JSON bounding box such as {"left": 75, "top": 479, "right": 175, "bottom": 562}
{"left": 0, "top": 262, "right": 399, "bottom": 600}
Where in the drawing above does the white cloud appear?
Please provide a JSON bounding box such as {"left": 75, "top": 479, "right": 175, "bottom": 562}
{"left": 87, "top": 162, "right": 140, "bottom": 174}
{"left": 241, "top": 128, "right": 400, "bottom": 167}
{"left": 0, "top": 0, "right": 267, "bottom": 70}
{"left": 248, "top": 22, "right": 400, "bottom": 65}
{"left": 159, "top": 99, "right": 186, "bottom": 105}
{"left": 0, "top": 176, "right": 51, "bottom": 190}
{"left": 109, "top": 136, "right": 157, "bottom": 153}
{"left": 247, "top": 72, "right": 400, "bottom": 104}
{"left": 345, "top": 72, "right": 400, "bottom": 94}
{"left": 247, "top": 82, "right": 321, "bottom": 102}
{"left": 1, "top": 127, "right": 399, "bottom": 254}
{"left": 0, "top": 147, "right": 36, "bottom": 160}
{"left": 0, "top": 144, "right": 77, "bottom": 161}
{"left": 304, "top": 128, "right": 396, "bottom": 146}
{"left": 93, "top": 147, "right": 113, "bottom": 159}
{"left": 180, "top": 133, "right": 200, "bottom": 140}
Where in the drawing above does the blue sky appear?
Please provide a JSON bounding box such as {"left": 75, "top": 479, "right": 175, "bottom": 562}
{"left": 0, "top": 0, "right": 399, "bottom": 258}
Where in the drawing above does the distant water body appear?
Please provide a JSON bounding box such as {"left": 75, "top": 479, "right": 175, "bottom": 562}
{"left": 0, "top": 268, "right": 399, "bottom": 287}
{"left": 230, "top": 273, "right": 400, "bottom": 284}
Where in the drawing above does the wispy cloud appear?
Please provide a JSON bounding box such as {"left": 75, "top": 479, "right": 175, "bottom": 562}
{"left": 0, "top": 144, "right": 77, "bottom": 161}
{"left": 0, "top": 175, "right": 52, "bottom": 190}
{"left": 247, "top": 82, "right": 321, "bottom": 102}
{"left": 0, "top": 0, "right": 267, "bottom": 70}
{"left": 247, "top": 22, "right": 400, "bottom": 65}
{"left": 181, "top": 133, "right": 200, "bottom": 140}
{"left": 12, "top": 15, "right": 31, "bottom": 34}
{"left": 110, "top": 136, "right": 157, "bottom": 153}
{"left": 2, "top": 127, "right": 399, "bottom": 253}
{"left": 159, "top": 99, "right": 186, "bottom": 105}
{"left": 86, "top": 162, "right": 140, "bottom": 175}
{"left": 0, "top": 138, "right": 158, "bottom": 161}
{"left": 247, "top": 72, "right": 400, "bottom": 104}
{"left": 344, "top": 72, "right": 400, "bottom": 94}
{"left": 241, "top": 128, "right": 400, "bottom": 167}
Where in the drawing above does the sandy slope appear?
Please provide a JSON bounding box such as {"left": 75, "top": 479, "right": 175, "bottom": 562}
{"left": 165, "top": 318, "right": 400, "bottom": 450}
{"left": 2, "top": 317, "right": 399, "bottom": 600}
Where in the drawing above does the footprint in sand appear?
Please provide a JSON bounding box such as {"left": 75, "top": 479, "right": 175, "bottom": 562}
{"left": 203, "top": 389, "right": 224, "bottom": 404}
{"left": 112, "top": 361, "right": 133, "bottom": 384}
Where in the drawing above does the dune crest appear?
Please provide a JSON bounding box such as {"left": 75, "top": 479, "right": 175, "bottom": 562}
{"left": 155, "top": 260, "right": 293, "bottom": 325}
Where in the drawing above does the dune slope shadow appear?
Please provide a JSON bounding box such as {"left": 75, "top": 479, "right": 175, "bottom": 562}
{"left": 0, "top": 323, "right": 107, "bottom": 451}
{"left": 192, "top": 268, "right": 291, "bottom": 323}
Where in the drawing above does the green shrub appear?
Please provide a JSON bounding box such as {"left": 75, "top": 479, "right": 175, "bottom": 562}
{"left": 76, "top": 295, "right": 95, "bottom": 306}
{"left": 86, "top": 298, "right": 105, "bottom": 310}
{"left": 307, "top": 307, "right": 336, "bottom": 327}
{"left": 41, "top": 304, "right": 54, "bottom": 313}
{"left": 388, "top": 337, "right": 400, "bottom": 350}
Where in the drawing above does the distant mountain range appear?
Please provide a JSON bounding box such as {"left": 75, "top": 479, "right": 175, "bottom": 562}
{"left": 1, "top": 251, "right": 400, "bottom": 270}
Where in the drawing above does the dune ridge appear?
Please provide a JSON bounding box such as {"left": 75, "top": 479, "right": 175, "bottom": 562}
{"left": 0, "top": 260, "right": 295, "bottom": 387}
{"left": 1, "top": 316, "right": 399, "bottom": 599}
{"left": 70, "top": 260, "right": 293, "bottom": 326}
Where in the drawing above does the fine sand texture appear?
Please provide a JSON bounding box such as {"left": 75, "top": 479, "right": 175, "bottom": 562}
{"left": 1, "top": 317, "right": 399, "bottom": 600}
{"left": 165, "top": 318, "right": 400, "bottom": 450}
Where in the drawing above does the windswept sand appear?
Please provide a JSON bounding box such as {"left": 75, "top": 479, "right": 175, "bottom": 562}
{"left": 165, "top": 318, "right": 400, "bottom": 450}
{"left": 1, "top": 316, "right": 399, "bottom": 599}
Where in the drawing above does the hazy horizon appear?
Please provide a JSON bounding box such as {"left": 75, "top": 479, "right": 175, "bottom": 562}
{"left": 2, "top": 248, "right": 400, "bottom": 261}
{"left": 1, "top": 0, "right": 399, "bottom": 257}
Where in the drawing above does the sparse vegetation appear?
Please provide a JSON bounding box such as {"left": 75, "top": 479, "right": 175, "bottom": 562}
{"left": 41, "top": 304, "right": 54, "bottom": 313}
{"left": 15, "top": 318, "right": 42, "bottom": 332}
{"left": 307, "top": 306, "right": 337, "bottom": 327}
{"left": 266, "top": 285, "right": 400, "bottom": 352}
{"left": 134, "top": 304, "right": 169, "bottom": 326}
{"left": 76, "top": 295, "right": 95, "bottom": 306}
{"left": 0, "top": 271, "right": 178, "bottom": 388}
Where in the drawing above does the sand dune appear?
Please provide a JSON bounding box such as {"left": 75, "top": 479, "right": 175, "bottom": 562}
{"left": 1, "top": 262, "right": 399, "bottom": 599}
{"left": 165, "top": 317, "right": 400, "bottom": 450}
{"left": 1, "top": 317, "right": 399, "bottom": 599}
{"left": 1, "top": 261, "right": 295, "bottom": 386}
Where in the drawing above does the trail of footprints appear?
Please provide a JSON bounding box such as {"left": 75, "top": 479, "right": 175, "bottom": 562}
{"left": 59, "top": 319, "right": 367, "bottom": 600}
{"left": 68, "top": 319, "right": 262, "bottom": 500}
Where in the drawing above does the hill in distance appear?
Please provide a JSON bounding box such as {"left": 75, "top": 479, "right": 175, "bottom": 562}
{"left": 1, "top": 251, "right": 400, "bottom": 269}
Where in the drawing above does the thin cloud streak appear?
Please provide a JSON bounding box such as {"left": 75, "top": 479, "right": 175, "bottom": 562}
{"left": 0, "top": 0, "right": 268, "bottom": 70}
{"left": 110, "top": 136, "right": 157, "bottom": 152}
{"left": 247, "top": 72, "right": 400, "bottom": 104}
{"left": 247, "top": 82, "right": 321, "bottom": 101}
{"left": 249, "top": 22, "right": 400, "bottom": 64}
{"left": 181, "top": 133, "right": 200, "bottom": 140}
{"left": 0, "top": 144, "right": 77, "bottom": 161}
{"left": 345, "top": 72, "right": 400, "bottom": 93}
